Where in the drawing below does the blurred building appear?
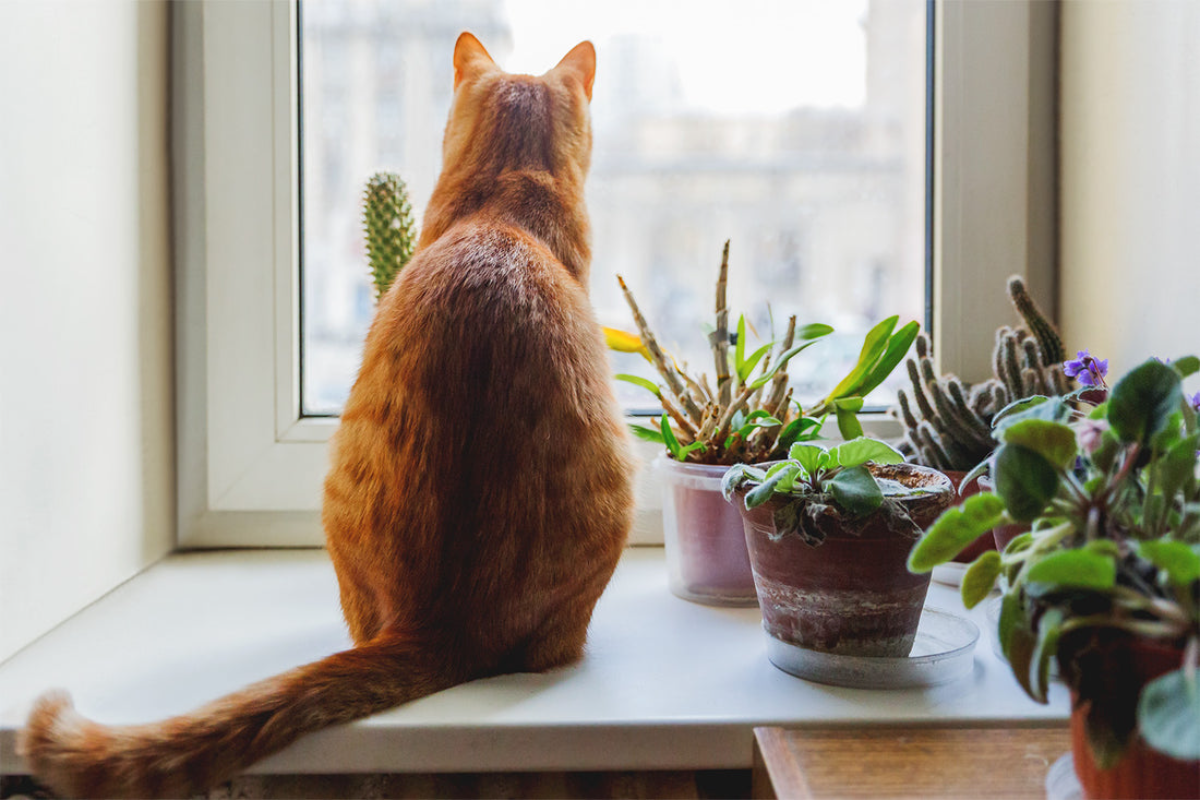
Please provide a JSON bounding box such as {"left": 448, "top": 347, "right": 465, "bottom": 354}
{"left": 301, "top": 0, "right": 926, "bottom": 413}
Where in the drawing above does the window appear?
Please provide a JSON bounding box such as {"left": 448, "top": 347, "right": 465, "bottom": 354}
{"left": 299, "top": 0, "right": 927, "bottom": 415}
{"left": 177, "top": 0, "right": 1056, "bottom": 547}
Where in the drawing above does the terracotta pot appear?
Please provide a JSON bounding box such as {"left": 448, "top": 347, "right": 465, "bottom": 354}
{"left": 1069, "top": 638, "right": 1200, "bottom": 799}
{"left": 977, "top": 476, "right": 1029, "bottom": 551}
{"left": 733, "top": 463, "right": 954, "bottom": 657}
{"left": 657, "top": 457, "right": 757, "bottom": 606}
{"left": 943, "top": 470, "right": 996, "bottom": 562}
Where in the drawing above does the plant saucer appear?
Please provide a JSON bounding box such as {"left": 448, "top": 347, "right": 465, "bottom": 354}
{"left": 764, "top": 607, "right": 979, "bottom": 689}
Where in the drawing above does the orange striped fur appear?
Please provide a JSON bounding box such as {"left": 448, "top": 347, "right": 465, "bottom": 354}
{"left": 19, "top": 34, "right": 634, "bottom": 798}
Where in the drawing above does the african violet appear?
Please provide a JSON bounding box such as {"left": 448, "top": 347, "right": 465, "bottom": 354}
{"left": 721, "top": 438, "right": 928, "bottom": 545}
{"left": 908, "top": 356, "right": 1200, "bottom": 767}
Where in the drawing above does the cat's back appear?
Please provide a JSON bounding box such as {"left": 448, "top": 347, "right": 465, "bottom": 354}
{"left": 331, "top": 213, "right": 633, "bottom": 533}
{"left": 359, "top": 217, "right": 616, "bottom": 432}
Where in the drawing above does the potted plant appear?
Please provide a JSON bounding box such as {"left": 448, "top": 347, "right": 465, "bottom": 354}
{"left": 893, "top": 276, "right": 1072, "bottom": 560}
{"left": 908, "top": 357, "right": 1200, "bottom": 798}
{"left": 722, "top": 438, "right": 955, "bottom": 658}
{"left": 618, "top": 242, "right": 919, "bottom": 605}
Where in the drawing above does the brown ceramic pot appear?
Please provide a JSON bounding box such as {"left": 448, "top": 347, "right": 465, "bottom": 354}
{"left": 733, "top": 463, "right": 954, "bottom": 657}
{"left": 1070, "top": 638, "right": 1200, "bottom": 799}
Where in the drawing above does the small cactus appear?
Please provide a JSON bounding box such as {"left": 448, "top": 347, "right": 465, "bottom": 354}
{"left": 894, "top": 276, "right": 1070, "bottom": 472}
{"left": 363, "top": 172, "right": 418, "bottom": 300}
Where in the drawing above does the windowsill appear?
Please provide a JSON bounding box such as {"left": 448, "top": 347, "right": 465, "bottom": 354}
{"left": 0, "top": 548, "right": 1067, "bottom": 776}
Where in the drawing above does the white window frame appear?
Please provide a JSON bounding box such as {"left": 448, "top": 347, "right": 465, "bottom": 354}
{"left": 176, "top": 0, "right": 1057, "bottom": 548}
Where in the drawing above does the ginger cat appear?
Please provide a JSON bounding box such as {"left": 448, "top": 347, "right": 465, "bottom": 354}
{"left": 19, "top": 33, "right": 634, "bottom": 798}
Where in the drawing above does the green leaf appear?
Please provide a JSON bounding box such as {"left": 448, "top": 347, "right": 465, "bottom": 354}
{"left": 765, "top": 461, "right": 792, "bottom": 479}
{"left": 1025, "top": 549, "right": 1116, "bottom": 590}
{"left": 994, "top": 443, "right": 1060, "bottom": 522}
{"left": 748, "top": 340, "right": 821, "bottom": 390}
{"left": 993, "top": 397, "right": 1071, "bottom": 433}
{"left": 1085, "top": 539, "right": 1121, "bottom": 559}
{"left": 1029, "top": 606, "right": 1064, "bottom": 704}
{"left": 614, "top": 373, "right": 662, "bottom": 399}
{"left": 961, "top": 551, "right": 1001, "bottom": 609}
{"left": 1003, "top": 531, "right": 1033, "bottom": 556}
{"left": 908, "top": 493, "right": 1006, "bottom": 572}
{"left": 834, "top": 400, "right": 865, "bottom": 440}
{"left": 829, "top": 465, "right": 883, "bottom": 516}
{"left": 661, "top": 416, "right": 683, "bottom": 460}
{"left": 797, "top": 323, "right": 834, "bottom": 340}
{"left": 1108, "top": 359, "right": 1185, "bottom": 446}
{"left": 745, "top": 469, "right": 788, "bottom": 509}
{"left": 997, "top": 591, "right": 1027, "bottom": 665}
{"left": 1169, "top": 355, "right": 1200, "bottom": 379}
{"left": 856, "top": 320, "right": 921, "bottom": 397}
{"left": 778, "top": 416, "right": 824, "bottom": 449}
{"left": 739, "top": 341, "right": 773, "bottom": 383}
{"left": 774, "top": 464, "right": 802, "bottom": 495}
{"left": 992, "top": 395, "right": 1051, "bottom": 426}
{"left": 629, "top": 423, "right": 665, "bottom": 444}
{"left": 960, "top": 457, "right": 991, "bottom": 490}
{"left": 1138, "top": 667, "right": 1200, "bottom": 761}
{"left": 1155, "top": 433, "right": 1200, "bottom": 508}
{"left": 999, "top": 419, "right": 1078, "bottom": 470}
{"left": 1138, "top": 539, "right": 1200, "bottom": 587}
{"left": 734, "top": 315, "right": 747, "bottom": 377}
{"left": 823, "top": 315, "right": 899, "bottom": 401}
{"left": 788, "top": 443, "right": 826, "bottom": 477}
{"left": 721, "top": 463, "right": 765, "bottom": 500}
{"left": 1004, "top": 618, "right": 1040, "bottom": 702}
{"left": 832, "top": 437, "right": 905, "bottom": 469}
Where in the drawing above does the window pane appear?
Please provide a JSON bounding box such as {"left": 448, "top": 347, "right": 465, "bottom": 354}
{"left": 300, "top": 0, "right": 927, "bottom": 416}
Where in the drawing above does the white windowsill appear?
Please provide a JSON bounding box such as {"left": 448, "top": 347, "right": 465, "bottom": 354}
{"left": 0, "top": 548, "right": 1068, "bottom": 776}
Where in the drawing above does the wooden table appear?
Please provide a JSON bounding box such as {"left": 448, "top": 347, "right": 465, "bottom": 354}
{"left": 753, "top": 725, "right": 1072, "bottom": 799}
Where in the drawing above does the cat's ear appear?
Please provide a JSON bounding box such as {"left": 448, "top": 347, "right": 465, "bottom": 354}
{"left": 553, "top": 41, "right": 596, "bottom": 102}
{"left": 453, "top": 32, "right": 496, "bottom": 90}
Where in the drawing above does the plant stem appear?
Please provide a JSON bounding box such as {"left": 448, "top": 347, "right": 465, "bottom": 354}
{"left": 711, "top": 242, "right": 732, "bottom": 409}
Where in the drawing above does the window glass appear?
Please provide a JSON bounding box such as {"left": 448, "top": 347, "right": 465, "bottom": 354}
{"left": 300, "top": 0, "right": 927, "bottom": 415}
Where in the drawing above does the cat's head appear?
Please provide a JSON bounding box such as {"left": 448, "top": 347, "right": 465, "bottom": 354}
{"left": 442, "top": 33, "right": 596, "bottom": 181}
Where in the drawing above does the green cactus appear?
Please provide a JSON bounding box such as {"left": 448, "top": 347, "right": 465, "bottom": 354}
{"left": 894, "top": 276, "right": 1070, "bottom": 472}
{"left": 363, "top": 172, "right": 418, "bottom": 300}
{"left": 1007, "top": 275, "right": 1065, "bottom": 365}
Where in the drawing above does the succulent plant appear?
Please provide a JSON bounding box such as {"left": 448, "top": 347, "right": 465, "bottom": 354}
{"left": 363, "top": 172, "right": 418, "bottom": 300}
{"left": 894, "top": 275, "right": 1071, "bottom": 472}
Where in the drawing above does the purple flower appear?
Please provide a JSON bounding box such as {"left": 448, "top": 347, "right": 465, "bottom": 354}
{"left": 1190, "top": 391, "right": 1200, "bottom": 412}
{"left": 1064, "top": 350, "right": 1109, "bottom": 387}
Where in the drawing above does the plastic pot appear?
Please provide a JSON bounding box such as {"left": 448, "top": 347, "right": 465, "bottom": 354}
{"left": 657, "top": 457, "right": 757, "bottom": 606}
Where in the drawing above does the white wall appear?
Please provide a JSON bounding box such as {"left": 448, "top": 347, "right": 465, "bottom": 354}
{"left": 1060, "top": 0, "right": 1200, "bottom": 377}
{"left": 0, "top": 1, "right": 173, "bottom": 662}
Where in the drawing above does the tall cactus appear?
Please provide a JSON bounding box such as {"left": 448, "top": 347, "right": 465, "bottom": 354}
{"left": 894, "top": 276, "right": 1071, "bottom": 471}
{"left": 363, "top": 172, "right": 418, "bottom": 300}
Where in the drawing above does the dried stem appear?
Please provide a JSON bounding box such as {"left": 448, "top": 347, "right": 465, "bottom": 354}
{"left": 618, "top": 275, "right": 704, "bottom": 425}
{"left": 711, "top": 241, "right": 732, "bottom": 408}
{"left": 660, "top": 393, "right": 698, "bottom": 441}
{"left": 764, "top": 316, "right": 796, "bottom": 415}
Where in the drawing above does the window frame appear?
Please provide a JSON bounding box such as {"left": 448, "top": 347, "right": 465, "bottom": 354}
{"left": 176, "top": 0, "right": 1057, "bottom": 548}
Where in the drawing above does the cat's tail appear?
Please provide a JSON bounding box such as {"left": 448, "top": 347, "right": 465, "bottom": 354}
{"left": 17, "top": 631, "right": 466, "bottom": 799}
